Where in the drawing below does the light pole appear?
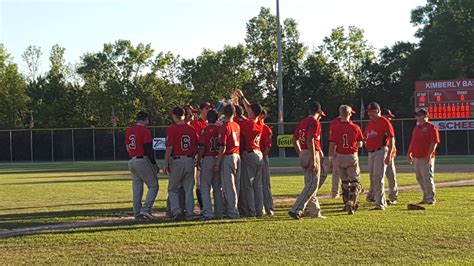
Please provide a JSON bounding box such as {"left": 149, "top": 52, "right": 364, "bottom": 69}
{"left": 276, "top": 0, "right": 285, "bottom": 158}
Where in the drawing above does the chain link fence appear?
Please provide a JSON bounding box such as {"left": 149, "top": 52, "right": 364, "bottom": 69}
{"left": 0, "top": 119, "right": 472, "bottom": 162}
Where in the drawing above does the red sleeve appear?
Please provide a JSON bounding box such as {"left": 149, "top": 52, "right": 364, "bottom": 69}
{"left": 386, "top": 119, "right": 395, "bottom": 138}
{"left": 408, "top": 128, "right": 417, "bottom": 152}
{"left": 264, "top": 126, "right": 273, "bottom": 147}
{"left": 143, "top": 128, "right": 153, "bottom": 144}
{"left": 218, "top": 125, "right": 228, "bottom": 146}
{"left": 328, "top": 125, "right": 336, "bottom": 142}
{"left": 165, "top": 126, "right": 175, "bottom": 147}
{"left": 198, "top": 128, "right": 206, "bottom": 146}
{"left": 356, "top": 126, "right": 364, "bottom": 141}
{"left": 307, "top": 118, "right": 319, "bottom": 137}
{"left": 431, "top": 126, "right": 440, "bottom": 144}
{"left": 293, "top": 121, "right": 301, "bottom": 140}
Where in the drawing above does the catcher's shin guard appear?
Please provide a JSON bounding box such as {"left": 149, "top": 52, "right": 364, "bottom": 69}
{"left": 341, "top": 180, "right": 350, "bottom": 206}
{"left": 347, "top": 180, "right": 361, "bottom": 213}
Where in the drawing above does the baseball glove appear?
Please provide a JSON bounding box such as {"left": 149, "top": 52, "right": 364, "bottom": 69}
{"left": 407, "top": 204, "right": 426, "bottom": 210}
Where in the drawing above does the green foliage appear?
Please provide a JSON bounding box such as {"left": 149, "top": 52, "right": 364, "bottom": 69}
{"left": 411, "top": 0, "right": 474, "bottom": 78}
{"left": 180, "top": 45, "right": 253, "bottom": 105}
{"left": 1, "top": 3, "right": 472, "bottom": 128}
{"left": 0, "top": 44, "right": 29, "bottom": 129}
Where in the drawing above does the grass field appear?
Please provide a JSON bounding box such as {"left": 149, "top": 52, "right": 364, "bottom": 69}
{"left": 1, "top": 161, "right": 473, "bottom": 263}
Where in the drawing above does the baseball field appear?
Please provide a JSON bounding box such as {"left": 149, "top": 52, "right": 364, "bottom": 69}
{"left": 1, "top": 157, "right": 473, "bottom": 264}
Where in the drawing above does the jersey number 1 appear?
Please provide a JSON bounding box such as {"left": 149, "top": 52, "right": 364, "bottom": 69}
{"left": 342, "top": 134, "right": 349, "bottom": 148}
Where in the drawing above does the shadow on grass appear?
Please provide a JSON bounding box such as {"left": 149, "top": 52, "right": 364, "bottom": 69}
{"left": 9, "top": 172, "right": 130, "bottom": 179}
{"left": 0, "top": 200, "right": 143, "bottom": 211}
{"left": 2, "top": 178, "right": 132, "bottom": 185}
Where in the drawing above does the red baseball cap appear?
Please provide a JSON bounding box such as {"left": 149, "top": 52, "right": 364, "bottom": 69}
{"left": 366, "top": 102, "right": 381, "bottom": 111}
{"left": 382, "top": 108, "right": 395, "bottom": 118}
{"left": 199, "top": 102, "right": 214, "bottom": 110}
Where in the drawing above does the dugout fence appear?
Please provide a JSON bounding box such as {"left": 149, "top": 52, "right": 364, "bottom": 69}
{"left": 0, "top": 118, "right": 472, "bottom": 162}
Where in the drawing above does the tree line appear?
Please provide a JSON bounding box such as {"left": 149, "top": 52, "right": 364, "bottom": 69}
{"left": 0, "top": 1, "right": 472, "bottom": 129}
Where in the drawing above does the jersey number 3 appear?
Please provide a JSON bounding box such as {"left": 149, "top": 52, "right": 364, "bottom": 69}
{"left": 128, "top": 135, "right": 136, "bottom": 150}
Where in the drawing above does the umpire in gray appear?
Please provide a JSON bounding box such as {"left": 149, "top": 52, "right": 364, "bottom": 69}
{"left": 125, "top": 111, "right": 159, "bottom": 221}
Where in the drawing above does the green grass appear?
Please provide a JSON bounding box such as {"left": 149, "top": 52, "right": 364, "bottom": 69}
{"left": 1, "top": 186, "right": 473, "bottom": 264}
{"left": 0, "top": 155, "right": 473, "bottom": 173}
{"left": 0, "top": 163, "right": 473, "bottom": 263}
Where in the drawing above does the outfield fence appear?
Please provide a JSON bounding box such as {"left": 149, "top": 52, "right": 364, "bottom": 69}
{"left": 0, "top": 118, "right": 472, "bottom": 162}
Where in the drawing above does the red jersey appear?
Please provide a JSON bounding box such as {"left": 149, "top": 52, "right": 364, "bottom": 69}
{"left": 329, "top": 120, "right": 364, "bottom": 154}
{"left": 293, "top": 116, "right": 321, "bottom": 151}
{"left": 192, "top": 118, "right": 207, "bottom": 136}
{"left": 166, "top": 122, "right": 198, "bottom": 156}
{"left": 328, "top": 116, "right": 342, "bottom": 138}
{"left": 260, "top": 124, "right": 273, "bottom": 152}
{"left": 219, "top": 120, "right": 241, "bottom": 155}
{"left": 198, "top": 124, "right": 220, "bottom": 157}
{"left": 240, "top": 118, "right": 263, "bottom": 151}
{"left": 234, "top": 117, "right": 247, "bottom": 153}
{"left": 125, "top": 124, "right": 153, "bottom": 157}
{"left": 364, "top": 116, "right": 395, "bottom": 151}
{"left": 409, "top": 122, "right": 440, "bottom": 158}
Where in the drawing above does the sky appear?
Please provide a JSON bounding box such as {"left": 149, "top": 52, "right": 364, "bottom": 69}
{"left": 1, "top": 0, "right": 427, "bottom": 73}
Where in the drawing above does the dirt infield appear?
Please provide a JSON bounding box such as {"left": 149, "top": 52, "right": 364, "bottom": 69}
{"left": 1, "top": 179, "right": 473, "bottom": 239}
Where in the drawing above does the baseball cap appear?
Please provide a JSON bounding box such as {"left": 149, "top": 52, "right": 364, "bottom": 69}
{"left": 366, "top": 102, "right": 381, "bottom": 111}
{"left": 136, "top": 111, "right": 150, "bottom": 121}
{"left": 309, "top": 102, "right": 326, "bottom": 116}
{"left": 339, "top": 105, "right": 354, "bottom": 116}
{"left": 414, "top": 109, "right": 428, "bottom": 116}
{"left": 200, "top": 102, "right": 214, "bottom": 110}
{"left": 382, "top": 108, "right": 396, "bottom": 118}
{"left": 172, "top": 107, "right": 185, "bottom": 117}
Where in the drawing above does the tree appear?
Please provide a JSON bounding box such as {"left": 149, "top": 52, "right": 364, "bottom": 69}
{"left": 358, "top": 42, "right": 416, "bottom": 116}
{"left": 78, "top": 40, "right": 191, "bottom": 126}
{"left": 245, "top": 7, "right": 307, "bottom": 121}
{"left": 21, "top": 45, "right": 43, "bottom": 82}
{"left": 180, "top": 45, "right": 253, "bottom": 105}
{"left": 411, "top": 0, "right": 474, "bottom": 78}
{"left": 0, "top": 44, "right": 29, "bottom": 128}
{"left": 28, "top": 44, "right": 86, "bottom": 128}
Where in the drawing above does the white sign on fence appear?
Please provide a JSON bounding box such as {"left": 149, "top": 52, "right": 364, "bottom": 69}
{"left": 152, "top": 137, "right": 166, "bottom": 150}
{"left": 432, "top": 120, "right": 474, "bottom": 131}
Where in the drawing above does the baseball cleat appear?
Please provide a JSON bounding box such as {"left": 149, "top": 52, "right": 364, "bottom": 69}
{"left": 139, "top": 212, "right": 155, "bottom": 220}
{"left": 288, "top": 211, "right": 302, "bottom": 220}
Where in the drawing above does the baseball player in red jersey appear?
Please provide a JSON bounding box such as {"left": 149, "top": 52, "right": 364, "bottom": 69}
{"left": 327, "top": 116, "right": 343, "bottom": 198}
{"left": 328, "top": 105, "right": 364, "bottom": 214}
{"left": 190, "top": 103, "right": 213, "bottom": 211}
{"left": 235, "top": 89, "right": 265, "bottom": 217}
{"left": 364, "top": 102, "right": 395, "bottom": 210}
{"left": 215, "top": 104, "right": 241, "bottom": 219}
{"left": 196, "top": 109, "right": 224, "bottom": 220}
{"left": 233, "top": 104, "right": 249, "bottom": 215}
{"left": 289, "top": 102, "right": 326, "bottom": 220}
{"left": 407, "top": 109, "right": 440, "bottom": 205}
{"left": 381, "top": 108, "right": 399, "bottom": 204}
{"left": 125, "top": 111, "right": 159, "bottom": 220}
{"left": 163, "top": 107, "right": 199, "bottom": 221}
{"left": 259, "top": 109, "right": 274, "bottom": 215}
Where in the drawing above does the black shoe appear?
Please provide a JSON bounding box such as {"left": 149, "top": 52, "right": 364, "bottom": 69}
{"left": 387, "top": 200, "right": 397, "bottom": 205}
{"left": 172, "top": 213, "right": 185, "bottom": 222}
{"left": 288, "top": 211, "right": 301, "bottom": 220}
{"left": 134, "top": 214, "right": 146, "bottom": 221}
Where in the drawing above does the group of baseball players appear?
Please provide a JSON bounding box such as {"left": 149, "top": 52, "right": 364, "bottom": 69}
{"left": 125, "top": 92, "right": 440, "bottom": 221}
